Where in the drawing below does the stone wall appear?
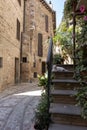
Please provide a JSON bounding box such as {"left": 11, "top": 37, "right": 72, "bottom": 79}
{"left": 22, "top": 0, "right": 56, "bottom": 81}
{"left": 0, "top": 0, "right": 24, "bottom": 90}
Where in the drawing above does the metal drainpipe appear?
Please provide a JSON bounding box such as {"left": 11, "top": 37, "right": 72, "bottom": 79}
{"left": 20, "top": 0, "right": 26, "bottom": 82}
{"left": 23, "top": 0, "right": 26, "bottom": 32}
{"left": 20, "top": 32, "right": 23, "bottom": 82}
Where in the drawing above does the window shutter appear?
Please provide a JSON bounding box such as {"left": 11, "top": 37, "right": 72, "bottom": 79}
{"left": 38, "top": 33, "right": 43, "bottom": 57}
{"left": 17, "top": 19, "right": 20, "bottom": 41}
{"left": 45, "top": 15, "right": 48, "bottom": 32}
{"left": 0, "top": 57, "right": 3, "bottom": 68}
{"left": 42, "top": 62, "right": 46, "bottom": 74}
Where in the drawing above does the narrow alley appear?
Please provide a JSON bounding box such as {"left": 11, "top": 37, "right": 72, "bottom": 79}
{"left": 0, "top": 82, "right": 41, "bottom": 130}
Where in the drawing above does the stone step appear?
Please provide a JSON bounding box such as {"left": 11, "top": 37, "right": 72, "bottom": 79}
{"left": 49, "top": 103, "right": 87, "bottom": 126}
{"left": 48, "top": 124, "right": 87, "bottom": 130}
{"left": 52, "top": 79, "right": 80, "bottom": 90}
{"left": 51, "top": 90, "right": 77, "bottom": 104}
{"left": 52, "top": 71, "right": 74, "bottom": 79}
{"left": 56, "top": 64, "right": 74, "bottom": 71}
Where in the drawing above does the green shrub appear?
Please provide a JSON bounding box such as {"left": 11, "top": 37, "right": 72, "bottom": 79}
{"left": 34, "top": 92, "right": 50, "bottom": 130}
{"left": 34, "top": 72, "right": 52, "bottom": 129}
{"left": 53, "top": 54, "right": 64, "bottom": 64}
{"left": 38, "top": 73, "right": 48, "bottom": 90}
{"left": 76, "top": 82, "right": 87, "bottom": 119}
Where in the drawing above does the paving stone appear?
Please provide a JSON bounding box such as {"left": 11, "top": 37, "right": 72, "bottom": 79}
{"left": 0, "top": 82, "right": 41, "bottom": 130}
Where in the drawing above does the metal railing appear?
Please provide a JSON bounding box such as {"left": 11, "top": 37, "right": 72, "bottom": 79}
{"left": 46, "top": 37, "right": 53, "bottom": 114}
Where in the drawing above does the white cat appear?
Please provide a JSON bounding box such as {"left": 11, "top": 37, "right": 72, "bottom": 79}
{"left": 52, "top": 65, "right": 68, "bottom": 72}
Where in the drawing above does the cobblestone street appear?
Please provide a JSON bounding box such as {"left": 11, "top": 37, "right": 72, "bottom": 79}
{"left": 0, "top": 82, "right": 41, "bottom": 130}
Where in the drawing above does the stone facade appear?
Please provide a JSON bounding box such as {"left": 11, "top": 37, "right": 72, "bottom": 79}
{"left": 0, "top": 0, "right": 56, "bottom": 89}
{"left": 21, "top": 0, "right": 56, "bottom": 82}
{"left": 0, "top": 0, "right": 24, "bottom": 90}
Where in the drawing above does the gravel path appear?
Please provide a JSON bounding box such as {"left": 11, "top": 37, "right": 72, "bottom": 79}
{"left": 0, "top": 82, "right": 41, "bottom": 130}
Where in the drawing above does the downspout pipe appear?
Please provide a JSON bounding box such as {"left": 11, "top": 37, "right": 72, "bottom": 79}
{"left": 20, "top": 0, "right": 26, "bottom": 82}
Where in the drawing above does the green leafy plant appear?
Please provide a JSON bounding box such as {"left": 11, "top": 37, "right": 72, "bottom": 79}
{"left": 34, "top": 92, "right": 50, "bottom": 130}
{"left": 53, "top": 54, "right": 64, "bottom": 64}
{"left": 34, "top": 72, "right": 51, "bottom": 130}
{"left": 53, "top": 21, "right": 74, "bottom": 61}
{"left": 75, "top": 51, "right": 87, "bottom": 119}
{"left": 64, "top": 0, "right": 79, "bottom": 19}
{"left": 62, "top": 0, "right": 87, "bottom": 119}
{"left": 38, "top": 73, "right": 48, "bottom": 90}
{"left": 76, "top": 82, "right": 87, "bottom": 119}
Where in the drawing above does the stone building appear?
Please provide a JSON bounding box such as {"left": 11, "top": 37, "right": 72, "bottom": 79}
{"left": 0, "top": 0, "right": 24, "bottom": 90}
{"left": 21, "top": 0, "right": 56, "bottom": 82}
{"left": 0, "top": 0, "right": 56, "bottom": 89}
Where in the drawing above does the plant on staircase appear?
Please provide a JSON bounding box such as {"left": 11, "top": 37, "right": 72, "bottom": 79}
{"left": 64, "top": 0, "right": 79, "bottom": 19}
{"left": 38, "top": 73, "right": 48, "bottom": 90}
{"left": 75, "top": 15, "right": 87, "bottom": 120}
{"left": 53, "top": 20, "right": 73, "bottom": 62}
{"left": 34, "top": 73, "right": 50, "bottom": 130}
{"left": 76, "top": 82, "right": 87, "bottom": 119}
{"left": 34, "top": 92, "right": 50, "bottom": 130}
{"left": 53, "top": 53, "right": 64, "bottom": 64}
{"left": 75, "top": 49, "right": 87, "bottom": 120}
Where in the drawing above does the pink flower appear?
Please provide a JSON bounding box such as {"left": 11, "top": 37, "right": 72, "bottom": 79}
{"left": 83, "top": 16, "right": 87, "bottom": 21}
{"left": 80, "top": 5, "right": 85, "bottom": 13}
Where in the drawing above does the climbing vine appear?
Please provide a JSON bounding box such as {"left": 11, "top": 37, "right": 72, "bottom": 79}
{"left": 64, "top": 0, "right": 79, "bottom": 19}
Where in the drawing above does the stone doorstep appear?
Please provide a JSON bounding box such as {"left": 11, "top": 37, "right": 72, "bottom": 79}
{"left": 49, "top": 103, "right": 81, "bottom": 116}
{"left": 48, "top": 124, "right": 87, "bottom": 130}
{"left": 49, "top": 103, "right": 87, "bottom": 126}
{"left": 52, "top": 79, "right": 80, "bottom": 90}
{"left": 52, "top": 70, "right": 74, "bottom": 73}
{"left": 52, "top": 71, "right": 74, "bottom": 75}
{"left": 52, "top": 79, "right": 80, "bottom": 83}
{"left": 51, "top": 90, "right": 77, "bottom": 95}
{"left": 50, "top": 90, "right": 77, "bottom": 104}
{"left": 56, "top": 64, "right": 74, "bottom": 71}
{"left": 52, "top": 71, "right": 74, "bottom": 79}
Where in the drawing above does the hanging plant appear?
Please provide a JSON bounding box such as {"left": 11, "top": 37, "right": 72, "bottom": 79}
{"left": 80, "top": 5, "right": 85, "bottom": 13}
{"left": 64, "top": 0, "right": 79, "bottom": 19}
{"left": 79, "top": 4, "right": 87, "bottom": 21}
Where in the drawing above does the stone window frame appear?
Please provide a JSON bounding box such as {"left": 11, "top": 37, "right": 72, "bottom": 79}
{"left": 0, "top": 57, "right": 3, "bottom": 68}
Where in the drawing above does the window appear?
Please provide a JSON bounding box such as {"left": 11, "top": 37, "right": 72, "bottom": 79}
{"left": 23, "top": 57, "right": 27, "bottom": 63}
{"left": 0, "top": 57, "right": 3, "bottom": 68}
{"left": 38, "top": 33, "right": 43, "bottom": 57}
{"left": 30, "top": 37, "right": 32, "bottom": 54}
{"left": 18, "top": 0, "right": 21, "bottom": 6}
{"left": 17, "top": 19, "right": 20, "bottom": 40}
{"left": 33, "top": 72, "right": 37, "bottom": 78}
{"left": 45, "top": 15, "right": 48, "bottom": 32}
{"left": 42, "top": 62, "right": 46, "bottom": 74}
{"left": 33, "top": 62, "right": 36, "bottom": 68}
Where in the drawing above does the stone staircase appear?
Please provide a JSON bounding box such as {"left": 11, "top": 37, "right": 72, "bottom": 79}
{"left": 48, "top": 65, "right": 87, "bottom": 130}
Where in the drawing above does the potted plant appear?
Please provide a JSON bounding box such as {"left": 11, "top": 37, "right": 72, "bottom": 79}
{"left": 37, "top": 73, "right": 48, "bottom": 90}
{"left": 34, "top": 73, "right": 50, "bottom": 130}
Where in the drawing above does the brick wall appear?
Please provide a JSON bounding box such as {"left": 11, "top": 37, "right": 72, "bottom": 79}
{"left": 0, "top": 0, "right": 24, "bottom": 90}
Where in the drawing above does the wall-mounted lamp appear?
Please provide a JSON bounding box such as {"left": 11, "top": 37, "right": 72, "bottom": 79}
{"left": 49, "top": 1, "right": 53, "bottom": 9}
